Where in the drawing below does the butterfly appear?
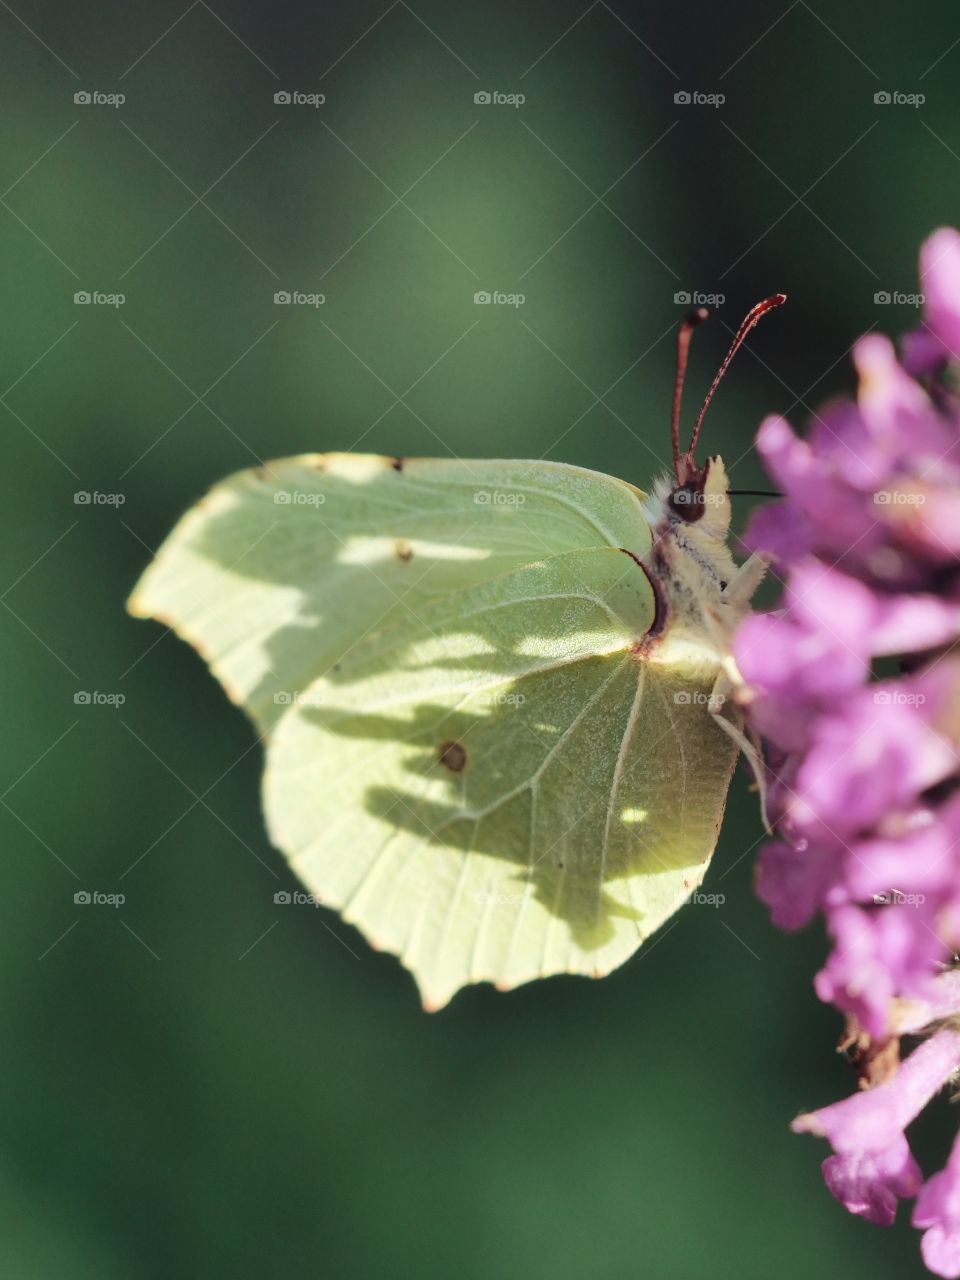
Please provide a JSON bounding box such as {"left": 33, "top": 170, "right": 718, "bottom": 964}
{"left": 128, "top": 295, "right": 784, "bottom": 1009}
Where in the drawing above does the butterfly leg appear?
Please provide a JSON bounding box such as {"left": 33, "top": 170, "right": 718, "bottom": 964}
{"left": 722, "top": 551, "right": 769, "bottom": 607}
{"left": 703, "top": 553, "right": 772, "bottom": 832}
{"left": 707, "top": 664, "right": 772, "bottom": 833}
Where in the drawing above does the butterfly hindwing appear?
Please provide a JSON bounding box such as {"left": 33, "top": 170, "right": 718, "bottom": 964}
{"left": 266, "top": 643, "right": 736, "bottom": 1009}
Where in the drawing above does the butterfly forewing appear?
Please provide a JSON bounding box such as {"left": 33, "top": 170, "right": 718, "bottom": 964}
{"left": 129, "top": 454, "right": 653, "bottom": 732}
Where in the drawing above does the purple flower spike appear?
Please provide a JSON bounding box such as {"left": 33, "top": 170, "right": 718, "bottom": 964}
{"left": 735, "top": 227, "right": 960, "bottom": 1274}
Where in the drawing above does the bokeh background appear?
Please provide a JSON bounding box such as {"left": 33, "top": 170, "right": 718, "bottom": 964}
{"left": 3, "top": 1, "right": 959, "bottom": 1275}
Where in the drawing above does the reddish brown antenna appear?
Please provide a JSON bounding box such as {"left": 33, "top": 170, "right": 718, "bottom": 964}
{"left": 685, "top": 293, "right": 787, "bottom": 466}
{"left": 671, "top": 306, "right": 709, "bottom": 479}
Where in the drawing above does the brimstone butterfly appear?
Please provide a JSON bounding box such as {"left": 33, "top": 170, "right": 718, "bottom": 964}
{"left": 128, "top": 295, "right": 784, "bottom": 1009}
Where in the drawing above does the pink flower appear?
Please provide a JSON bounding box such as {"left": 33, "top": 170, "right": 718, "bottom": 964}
{"left": 915, "top": 1129, "right": 960, "bottom": 1278}
{"left": 903, "top": 227, "right": 960, "bottom": 374}
{"left": 737, "top": 227, "right": 960, "bottom": 1274}
{"left": 822, "top": 1138, "right": 922, "bottom": 1226}
{"left": 793, "top": 1030, "right": 960, "bottom": 1223}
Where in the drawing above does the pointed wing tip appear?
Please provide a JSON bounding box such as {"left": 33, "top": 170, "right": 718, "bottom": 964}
{"left": 413, "top": 967, "right": 460, "bottom": 1014}
{"left": 126, "top": 585, "right": 158, "bottom": 622}
{"left": 417, "top": 980, "right": 455, "bottom": 1013}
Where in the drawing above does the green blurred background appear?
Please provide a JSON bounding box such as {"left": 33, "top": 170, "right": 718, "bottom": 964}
{"left": 3, "top": 1, "right": 959, "bottom": 1275}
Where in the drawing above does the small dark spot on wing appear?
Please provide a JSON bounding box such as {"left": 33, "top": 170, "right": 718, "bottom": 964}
{"left": 391, "top": 456, "right": 404, "bottom": 472}
{"left": 438, "top": 740, "right": 467, "bottom": 773}
{"left": 395, "top": 539, "right": 414, "bottom": 562}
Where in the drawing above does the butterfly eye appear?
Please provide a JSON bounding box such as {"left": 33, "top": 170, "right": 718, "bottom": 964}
{"left": 668, "top": 482, "right": 706, "bottom": 522}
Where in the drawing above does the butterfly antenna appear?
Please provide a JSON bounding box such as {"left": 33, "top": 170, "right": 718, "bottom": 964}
{"left": 687, "top": 293, "right": 787, "bottom": 460}
{"left": 672, "top": 306, "right": 709, "bottom": 480}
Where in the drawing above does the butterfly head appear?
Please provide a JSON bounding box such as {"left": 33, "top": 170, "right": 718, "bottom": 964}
{"left": 667, "top": 294, "right": 786, "bottom": 527}
{"left": 668, "top": 452, "right": 727, "bottom": 524}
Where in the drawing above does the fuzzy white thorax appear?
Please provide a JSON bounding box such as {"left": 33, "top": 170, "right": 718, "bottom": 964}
{"left": 639, "top": 456, "right": 759, "bottom": 676}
